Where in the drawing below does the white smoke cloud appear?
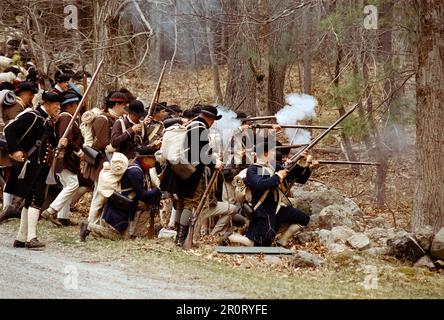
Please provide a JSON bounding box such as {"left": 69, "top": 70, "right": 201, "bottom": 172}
{"left": 211, "top": 105, "right": 241, "bottom": 151}
{"left": 275, "top": 93, "right": 318, "bottom": 144}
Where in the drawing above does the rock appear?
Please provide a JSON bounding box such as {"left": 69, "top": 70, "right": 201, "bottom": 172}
{"left": 364, "top": 247, "right": 388, "bottom": 256}
{"left": 387, "top": 234, "right": 425, "bottom": 262}
{"left": 328, "top": 243, "right": 353, "bottom": 255}
{"left": 367, "top": 216, "right": 391, "bottom": 229}
{"left": 318, "top": 204, "right": 361, "bottom": 231}
{"left": 318, "top": 229, "right": 334, "bottom": 247}
{"left": 414, "top": 255, "right": 435, "bottom": 269}
{"left": 263, "top": 255, "right": 282, "bottom": 265}
{"left": 296, "top": 231, "right": 319, "bottom": 244}
{"left": 331, "top": 226, "right": 356, "bottom": 243}
{"left": 292, "top": 250, "right": 325, "bottom": 268}
{"left": 365, "top": 227, "right": 394, "bottom": 247}
{"left": 306, "top": 214, "right": 319, "bottom": 230}
{"left": 431, "top": 228, "right": 444, "bottom": 260}
{"left": 347, "top": 233, "right": 370, "bottom": 250}
{"left": 414, "top": 225, "right": 434, "bottom": 252}
{"left": 290, "top": 182, "right": 363, "bottom": 218}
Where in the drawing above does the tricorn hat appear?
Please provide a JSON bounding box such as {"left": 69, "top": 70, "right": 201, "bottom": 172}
{"left": 137, "top": 146, "right": 156, "bottom": 157}
{"left": 125, "top": 100, "right": 147, "bottom": 117}
{"left": 200, "top": 105, "right": 222, "bottom": 120}
{"left": 14, "top": 81, "right": 38, "bottom": 94}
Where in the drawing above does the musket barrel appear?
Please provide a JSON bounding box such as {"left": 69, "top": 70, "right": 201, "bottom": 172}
{"left": 253, "top": 124, "right": 342, "bottom": 130}
{"left": 317, "top": 160, "right": 380, "bottom": 166}
{"left": 238, "top": 116, "right": 276, "bottom": 122}
{"left": 275, "top": 144, "right": 309, "bottom": 149}
{"left": 285, "top": 104, "right": 358, "bottom": 170}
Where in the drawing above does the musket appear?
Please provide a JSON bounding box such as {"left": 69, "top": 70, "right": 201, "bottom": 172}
{"left": 275, "top": 144, "right": 309, "bottom": 149}
{"left": 317, "top": 160, "right": 380, "bottom": 166}
{"left": 46, "top": 59, "right": 104, "bottom": 185}
{"left": 238, "top": 115, "right": 275, "bottom": 122}
{"left": 252, "top": 123, "right": 342, "bottom": 130}
{"left": 285, "top": 104, "right": 357, "bottom": 171}
{"left": 145, "top": 60, "right": 168, "bottom": 123}
{"left": 183, "top": 168, "right": 221, "bottom": 250}
{"left": 233, "top": 96, "right": 247, "bottom": 112}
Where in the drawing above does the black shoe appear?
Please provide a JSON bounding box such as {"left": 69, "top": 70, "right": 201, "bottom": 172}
{"left": 25, "top": 238, "right": 45, "bottom": 250}
{"left": 13, "top": 240, "right": 26, "bottom": 248}
{"left": 0, "top": 206, "right": 21, "bottom": 224}
{"left": 176, "top": 224, "right": 189, "bottom": 247}
{"left": 58, "top": 218, "right": 73, "bottom": 227}
{"left": 80, "top": 222, "right": 90, "bottom": 242}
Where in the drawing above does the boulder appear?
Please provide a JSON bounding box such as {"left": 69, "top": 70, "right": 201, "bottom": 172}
{"left": 290, "top": 181, "right": 363, "bottom": 218}
{"left": 364, "top": 247, "right": 388, "bottom": 256}
{"left": 292, "top": 250, "right": 325, "bottom": 268}
{"left": 414, "top": 225, "right": 434, "bottom": 252}
{"left": 387, "top": 234, "right": 425, "bottom": 262}
{"left": 296, "top": 231, "right": 319, "bottom": 244}
{"left": 318, "top": 229, "right": 334, "bottom": 247}
{"left": 413, "top": 255, "right": 435, "bottom": 269}
{"left": 347, "top": 233, "right": 370, "bottom": 250}
{"left": 366, "top": 216, "right": 391, "bottom": 229}
{"left": 328, "top": 243, "right": 353, "bottom": 255}
{"left": 318, "top": 204, "right": 361, "bottom": 231}
{"left": 431, "top": 228, "right": 444, "bottom": 260}
{"left": 331, "top": 226, "right": 356, "bottom": 243}
{"left": 306, "top": 214, "right": 319, "bottom": 230}
{"left": 365, "top": 227, "right": 395, "bottom": 247}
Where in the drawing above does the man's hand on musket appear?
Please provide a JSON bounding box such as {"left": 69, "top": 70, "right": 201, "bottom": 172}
{"left": 59, "top": 138, "right": 68, "bottom": 148}
{"left": 144, "top": 116, "right": 153, "bottom": 125}
{"left": 131, "top": 123, "right": 142, "bottom": 134}
{"left": 277, "top": 169, "right": 288, "bottom": 180}
{"left": 215, "top": 159, "right": 224, "bottom": 170}
{"left": 306, "top": 154, "right": 319, "bottom": 169}
{"left": 271, "top": 124, "right": 282, "bottom": 131}
{"left": 240, "top": 124, "right": 251, "bottom": 131}
{"left": 10, "top": 151, "right": 25, "bottom": 162}
{"left": 151, "top": 139, "right": 162, "bottom": 148}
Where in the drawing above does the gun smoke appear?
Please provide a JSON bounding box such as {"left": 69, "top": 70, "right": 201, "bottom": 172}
{"left": 275, "top": 93, "right": 318, "bottom": 144}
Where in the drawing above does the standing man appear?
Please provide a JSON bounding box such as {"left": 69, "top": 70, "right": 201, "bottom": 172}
{"left": 161, "top": 105, "right": 223, "bottom": 247}
{"left": 111, "top": 100, "right": 150, "bottom": 160}
{"left": 41, "top": 93, "right": 84, "bottom": 226}
{"left": 145, "top": 102, "right": 170, "bottom": 145}
{"left": 3, "top": 92, "right": 67, "bottom": 249}
{"left": 52, "top": 73, "right": 71, "bottom": 95}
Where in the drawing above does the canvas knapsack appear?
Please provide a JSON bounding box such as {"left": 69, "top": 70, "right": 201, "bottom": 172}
{"left": 80, "top": 108, "right": 102, "bottom": 147}
{"left": 232, "top": 164, "right": 271, "bottom": 211}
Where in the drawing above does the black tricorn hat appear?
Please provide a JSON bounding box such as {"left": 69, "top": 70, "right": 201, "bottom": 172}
{"left": 15, "top": 81, "right": 38, "bottom": 94}
{"left": 200, "top": 105, "right": 222, "bottom": 120}
{"left": 137, "top": 146, "right": 156, "bottom": 157}
{"left": 125, "top": 100, "right": 147, "bottom": 117}
{"left": 42, "top": 91, "right": 62, "bottom": 103}
{"left": 55, "top": 73, "right": 71, "bottom": 83}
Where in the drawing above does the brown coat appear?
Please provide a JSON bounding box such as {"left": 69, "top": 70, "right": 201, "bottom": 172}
{"left": 56, "top": 112, "right": 83, "bottom": 174}
{"left": 82, "top": 112, "right": 119, "bottom": 182}
{"left": 2, "top": 97, "right": 27, "bottom": 130}
{"left": 110, "top": 115, "right": 148, "bottom": 160}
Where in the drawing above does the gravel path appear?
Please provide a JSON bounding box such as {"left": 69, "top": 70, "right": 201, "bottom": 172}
{"left": 0, "top": 229, "right": 241, "bottom": 299}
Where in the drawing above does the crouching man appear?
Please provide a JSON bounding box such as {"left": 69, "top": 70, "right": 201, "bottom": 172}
{"left": 225, "top": 140, "right": 315, "bottom": 247}
{"left": 80, "top": 147, "right": 162, "bottom": 241}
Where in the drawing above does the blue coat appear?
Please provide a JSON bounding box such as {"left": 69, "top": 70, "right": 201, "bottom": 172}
{"left": 244, "top": 162, "right": 311, "bottom": 246}
{"left": 102, "top": 160, "right": 162, "bottom": 233}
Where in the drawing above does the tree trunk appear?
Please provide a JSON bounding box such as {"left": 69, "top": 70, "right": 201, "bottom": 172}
{"left": 411, "top": 0, "right": 444, "bottom": 232}
{"left": 334, "top": 44, "right": 359, "bottom": 172}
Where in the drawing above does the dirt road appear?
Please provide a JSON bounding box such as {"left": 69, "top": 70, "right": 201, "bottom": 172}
{"left": 0, "top": 228, "right": 241, "bottom": 299}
